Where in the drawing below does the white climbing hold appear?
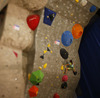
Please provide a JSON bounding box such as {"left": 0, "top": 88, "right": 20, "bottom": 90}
{"left": 80, "top": 0, "right": 88, "bottom": 6}
{"left": 15, "top": 78, "right": 17, "bottom": 80}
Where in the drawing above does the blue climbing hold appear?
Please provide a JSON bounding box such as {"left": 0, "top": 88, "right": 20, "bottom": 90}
{"left": 61, "top": 31, "right": 73, "bottom": 47}
{"left": 43, "top": 7, "right": 56, "bottom": 26}
{"left": 90, "top": 5, "right": 96, "bottom": 12}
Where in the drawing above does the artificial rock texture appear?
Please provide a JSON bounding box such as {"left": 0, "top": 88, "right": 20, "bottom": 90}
{"left": 0, "top": 0, "right": 9, "bottom": 11}
{"left": 0, "top": 45, "right": 25, "bottom": 98}
{"left": 10, "top": 0, "right": 48, "bottom": 11}
{"left": 0, "top": 3, "right": 33, "bottom": 51}
{"left": 25, "top": 0, "right": 98, "bottom": 98}
{"left": 26, "top": 9, "right": 81, "bottom": 98}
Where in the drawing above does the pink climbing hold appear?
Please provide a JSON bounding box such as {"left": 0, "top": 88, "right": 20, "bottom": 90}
{"left": 62, "top": 75, "right": 68, "bottom": 82}
{"left": 27, "top": 15, "right": 40, "bottom": 31}
{"left": 13, "top": 51, "right": 18, "bottom": 58}
{"left": 53, "top": 93, "right": 60, "bottom": 98}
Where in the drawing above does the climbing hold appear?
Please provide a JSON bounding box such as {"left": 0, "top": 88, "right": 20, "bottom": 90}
{"left": 53, "top": 93, "right": 60, "bottom": 98}
{"left": 39, "top": 66, "right": 42, "bottom": 70}
{"left": 61, "top": 31, "right": 73, "bottom": 47}
{"left": 56, "top": 76, "right": 59, "bottom": 79}
{"left": 62, "top": 75, "right": 68, "bottom": 82}
{"left": 28, "top": 86, "right": 38, "bottom": 97}
{"left": 75, "top": 0, "right": 79, "bottom": 3}
{"left": 72, "top": 24, "right": 83, "bottom": 39}
{"left": 61, "top": 65, "right": 64, "bottom": 71}
{"left": 28, "top": 73, "right": 31, "bottom": 80}
{"left": 44, "top": 7, "right": 56, "bottom": 26}
{"left": 13, "top": 51, "right": 18, "bottom": 58}
{"left": 51, "top": 84, "right": 53, "bottom": 86}
{"left": 73, "top": 21, "right": 75, "bottom": 24}
{"left": 43, "top": 63, "right": 47, "bottom": 68}
{"left": 27, "top": 15, "right": 40, "bottom": 31}
{"left": 47, "top": 47, "right": 50, "bottom": 51}
{"left": 90, "top": 5, "right": 96, "bottom": 13}
{"left": 45, "top": 37, "right": 47, "bottom": 39}
{"left": 71, "top": 13, "right": 73, "bottom": 16}
{"left": 60, "top": 48, "right": 68, "bottom": 59}
{"left": 44, "top": 50, "right": 47, "bottom": 54}
{"left": 73, "top": 71, "right": 77, "bottom": 75}
{"left": 49, "top": 14, "right": 55, "bottom": 21}
{"left": 61, "top": 82, "right": 67, "bottom": 89}
{"left": 29, "top": 70, "right": 44, "bottom": 85}
{"left": 47, "top": 44, "right": 51, "bottom": 47}
{"left": 50, "top": 51, "right": 53, "bottom": 53}
{"left": 40, "top": 55, "right": 44, "bottom": 59}
{"left": 80, "top": 0, "right": 87, "bottom": 6}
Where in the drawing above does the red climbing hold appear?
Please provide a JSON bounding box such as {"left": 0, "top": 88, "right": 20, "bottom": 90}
{"left": 28, "top": 86, "right": 38, "bottom": 97}
{"left": 62, "top": 75, "right": 68, "bottom": 82}
{"left": 13, "top": 51, "right": 18, "bottom": 58}
{"left": 53, "top": 93, "right": 60, "bottom": 98}
{"left": 27, "top": 15, "right": 40, "bottom": 31}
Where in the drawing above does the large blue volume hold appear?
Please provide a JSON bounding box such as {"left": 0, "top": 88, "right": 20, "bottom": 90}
{"left": 61, "top": 31, "right": 73, "bottom": 47}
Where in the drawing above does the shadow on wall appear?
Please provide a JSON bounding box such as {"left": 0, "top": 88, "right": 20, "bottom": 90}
{"left": 22, "top": 9, "right": 43, "bottom": 91}
{"left": 0, "top": 5, "right": 8, "bottom": 39}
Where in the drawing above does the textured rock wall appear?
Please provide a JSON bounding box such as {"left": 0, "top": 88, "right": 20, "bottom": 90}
{"left": 0, "top": 3, "right": 34, "bottom": 51}
{"left": 10, "top": 0, "right": 48, "bottom": 11}
{"left": 0, "top": 45, "right": 25, "bottom": 98}
{"left": 0, "top": 0, "right": 9, "bottom": 11}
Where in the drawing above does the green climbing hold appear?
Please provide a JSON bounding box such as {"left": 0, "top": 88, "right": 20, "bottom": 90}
{"left": 29, "top": 70, "right": 44, "bottom": 85}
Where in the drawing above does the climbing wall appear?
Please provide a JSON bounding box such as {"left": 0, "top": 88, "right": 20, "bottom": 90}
{"left": 30, "top": 11, "right": 80, "bottom": 98}
{"left": 0, "top": 0, "right": 8, "bottom": 11}
{"left": 26, "top": 0, "right": 98, "bottom": 98}
{"left": 0, "top": 45, "right": 25, "bottom": 98}
{"left": 47, "top": 0, "right": 98, "bottom": 27}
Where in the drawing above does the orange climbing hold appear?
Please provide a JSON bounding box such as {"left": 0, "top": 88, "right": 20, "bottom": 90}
{"left": 72, "top": 24, "right": 83, "bottom": 39}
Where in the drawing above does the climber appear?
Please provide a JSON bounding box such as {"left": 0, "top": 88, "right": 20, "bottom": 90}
{"left": 65, "top": 60, "right": 77, "bottom": 75}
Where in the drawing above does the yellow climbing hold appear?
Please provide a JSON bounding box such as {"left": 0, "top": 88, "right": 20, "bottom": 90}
{"left": 45, "top": 37, "right": 47, "bottom": 39}
{"left": 71, "top": 13, "right": 73, "bottom": 16}
{"left": 48, "top": 44, "right": 51, "bottom": 47}
{"left": 51, "top": 84, "right": 53, "bottom": 86}
{"left": 44, "top": 50, "right": 47, "bottom": 54}
{"left": 50, "top": 51, "right": 53, "bottom": 53}
{"left": 61, "top": 65, "right": 64, "bottom": 70}
{"left": 56, "top": 76, "right": 59, "bottom": 78}
{"left": 36, "top": 91, "right": 38, "bottom": 95}
{"left": 47, "top": 16, "right": 49, "bottom": 18}
{"left": 39, "top": 66, "right": 42, "bottom": 70}
{"left": 43, "top": 63, "right": 47, "bottom": 68}
{"left": 28, "top": 73, "right": 31, "bottom": 80}
{"left": 75, "top": 0, "right": 79, "bottom": 3}
{"left": 73, "top": 21, "right": 75, "bottom": 24}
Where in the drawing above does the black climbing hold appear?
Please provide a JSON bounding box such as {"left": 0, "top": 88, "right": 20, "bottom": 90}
{"left": 73, "top": 71, "right": 77, "bottom": 75}
{"left": 60, "top": 48, "right": 68, "bottom": 59}
{"left": 40, "top": 55, "right": 44, "bottom": 59}
{"left": 49, "top": 14, "right": 54, "bottom": 22}
{"left": 61, "top": 82, "right": 67, "bottom": 89}
{"left": 36, "top": 83, "right": 39, "bottom": 85}
{"left": 47, "top": 47, "right": 50, "bottom": 51}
